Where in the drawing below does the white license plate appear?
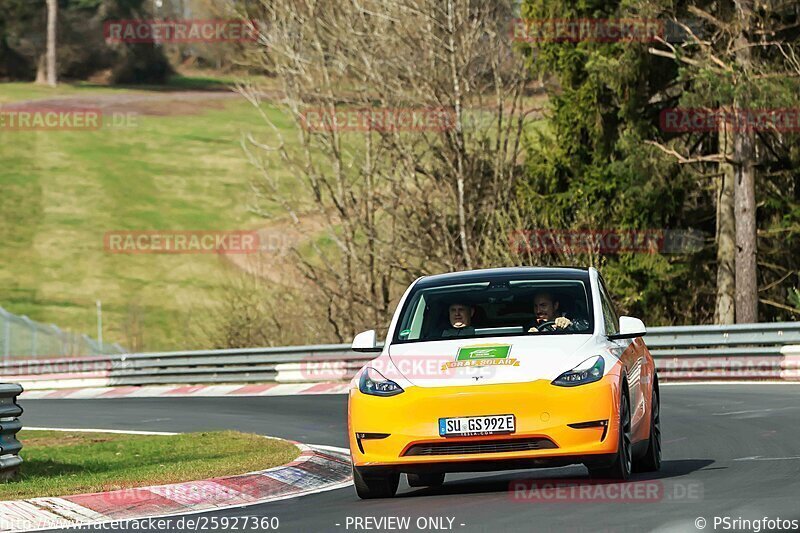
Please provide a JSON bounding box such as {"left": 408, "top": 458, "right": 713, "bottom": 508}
{"left": 438, "top": 414, "right": 515, "bottom": 437}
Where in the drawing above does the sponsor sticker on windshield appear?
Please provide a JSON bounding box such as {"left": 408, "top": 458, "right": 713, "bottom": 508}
{"left": 442, "top": 345, "right": 519, "bottom": 371}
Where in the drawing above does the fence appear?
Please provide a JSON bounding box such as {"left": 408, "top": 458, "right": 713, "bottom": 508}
{"left": 0, "top": 306, "right": 126, "bottom": 360}
{"left": 0, "top": 383, "right": 23, "bottom": 480}
{"left": 3, "top": 322, "right": 799, "bottom": 390}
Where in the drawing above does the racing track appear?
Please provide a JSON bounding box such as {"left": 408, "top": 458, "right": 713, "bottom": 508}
{"left": 22, "top": 384, "right": 800, "bottom": 533}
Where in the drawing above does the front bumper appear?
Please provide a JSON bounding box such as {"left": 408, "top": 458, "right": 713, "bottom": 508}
{"left": 348, "top": 376, "right": 621, "bottom": 471}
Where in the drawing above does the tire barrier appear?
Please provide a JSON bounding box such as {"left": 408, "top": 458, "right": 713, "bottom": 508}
{"left": 0, "top": 383, "right": 23, "bottom": 480}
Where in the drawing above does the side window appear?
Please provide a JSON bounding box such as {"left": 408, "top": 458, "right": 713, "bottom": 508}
{"left": 397, "top": 293, "right": 426, "bottom": 341}
{"left": 407, "top": 294, "right": 427, "bottom": 340}
{"left": 598, "top": 280, "right": 620, "bottom": 335}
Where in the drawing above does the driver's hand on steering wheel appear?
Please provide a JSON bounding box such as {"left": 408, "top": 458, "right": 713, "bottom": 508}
{"left": 554, "top": 316, "right": 572, "bottom": 329}
{"left": 528, "top": 316, "right": 572, "bottom": 332}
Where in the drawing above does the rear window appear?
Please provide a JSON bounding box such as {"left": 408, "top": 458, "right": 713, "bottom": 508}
{"left": 393, "top": 277, "right": 594, "bottom": 344}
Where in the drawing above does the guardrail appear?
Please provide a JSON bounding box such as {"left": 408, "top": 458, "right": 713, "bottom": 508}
{"left": 646, "top": 322, "right": 800, "bottom": 355}
{"left": 0, "top": 383, "right": 23, "bottom": 480}
{"left": 646, "top": 323, "right": 800, "bottom": 380}
{"left": 3, "top": 322, "right": 800, "bottom": 389}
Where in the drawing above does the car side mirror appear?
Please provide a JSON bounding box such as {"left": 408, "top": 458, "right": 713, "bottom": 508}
{"left": 352, "top": 330, "right": 382, "bottom": 353}
{"left": 609, "top": 316, "right": 646, "bottom": 340}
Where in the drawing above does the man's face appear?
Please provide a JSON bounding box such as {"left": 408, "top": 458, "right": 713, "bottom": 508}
{"left": 533, "top": 294, "right": 559, "bottom": 323}
{"left": 449, "top": 304, "right": 473, "bottom": 328}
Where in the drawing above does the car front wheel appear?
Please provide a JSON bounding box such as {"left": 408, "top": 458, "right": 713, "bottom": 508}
{"left": 353, "top": 466, "right": 400, "bottom": 499}
{"left": 588, "top": 391, "right": 632, "bottom": 481}
{"left": 633, "top": 386, "right": 661, "bottom": 473}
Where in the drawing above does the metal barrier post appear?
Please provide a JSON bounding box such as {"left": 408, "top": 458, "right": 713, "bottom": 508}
{"left": 1, "top": 308, "right": 10, "bottom": 362}
{"left": 21, "top": 316, "right": 36, "bottom": 356}
{"left": 50, "top": 324, "right": 66, "bottom": 356}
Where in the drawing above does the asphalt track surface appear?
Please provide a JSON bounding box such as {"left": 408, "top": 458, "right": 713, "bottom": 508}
{"left": 22, "top": 384, "right": 800, "bottom": 533}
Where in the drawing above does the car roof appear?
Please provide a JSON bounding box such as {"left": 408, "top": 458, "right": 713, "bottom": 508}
{"left": 415, "top": 266, "right": 591, "bottom": 288}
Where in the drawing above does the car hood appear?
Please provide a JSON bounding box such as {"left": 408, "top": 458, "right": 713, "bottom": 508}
{"left": 387, "top": 335, "right": 600, "bottom": 388}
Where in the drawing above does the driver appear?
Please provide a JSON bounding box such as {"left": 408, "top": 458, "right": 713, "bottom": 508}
{"left": 526, "top": 292, "right": 587, "bottom": 332}
{"left": 442, "top": 302, "right": 476, "bottom": 338}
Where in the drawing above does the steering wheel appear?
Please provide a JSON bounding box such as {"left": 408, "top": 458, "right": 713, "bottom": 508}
{"left": 533, "top": 320, "right": 557, "bottom": 332}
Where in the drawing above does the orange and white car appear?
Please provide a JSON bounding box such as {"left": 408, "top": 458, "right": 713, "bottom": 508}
{"left": 347, "top": 267, "right": 660, "bottom": 498}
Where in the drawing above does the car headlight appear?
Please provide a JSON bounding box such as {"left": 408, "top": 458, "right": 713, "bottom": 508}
{"left": 552, "top": 356, "right": 605, "bottom": 387}
{"left": 358, "top": 367, "right": 404, "bottom": 397}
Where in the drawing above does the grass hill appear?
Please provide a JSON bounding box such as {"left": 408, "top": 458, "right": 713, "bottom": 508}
{"left": 0, "top": 80, "right": 301, "bottom": 352}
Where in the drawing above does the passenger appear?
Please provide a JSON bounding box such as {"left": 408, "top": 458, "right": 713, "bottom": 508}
{"left": 442, "top": 302, "right": 476, "bottom": 338}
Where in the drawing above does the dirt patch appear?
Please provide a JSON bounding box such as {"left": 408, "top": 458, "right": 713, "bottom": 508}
{"left": 0, "top": 91, "right": 241, "bottom": 117}
{"left": 221, "top": 213, "right": 328, "bottom": 285}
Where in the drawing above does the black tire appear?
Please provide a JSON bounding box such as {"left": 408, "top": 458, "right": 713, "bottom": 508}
{"left": 633, "top": 386, "right": 662, "bottom": 473}
{"left": 588, "top": 391, "right": 632, "bottom": 481}
{"left": 0, "top": 467, "right": 19, "bottom": 482}
{"left": 353, "top": 466, "right": 400, "bottom": 499}
{"left": 407, "top": 472, "right": 445, "bottom": 488}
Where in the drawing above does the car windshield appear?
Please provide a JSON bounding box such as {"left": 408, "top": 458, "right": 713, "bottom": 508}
{"left": 393, "top": 278, "right": 594, "bottom": 343}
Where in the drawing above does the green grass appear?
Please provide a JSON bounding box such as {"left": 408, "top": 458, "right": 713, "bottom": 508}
{"left": 0, "top": 82, "right": 307, "bottom": 351}
{"left": 0, "top": 430, "right": 299, "bottom": 500}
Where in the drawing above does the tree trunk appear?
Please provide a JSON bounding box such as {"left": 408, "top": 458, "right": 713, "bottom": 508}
{"left": 715, "top": 122, "right": 736, "bottom": 324}
{"left": 732, "top": 0, "right": 758, "bottom": 323}
{"left": 733, "top": 126, "right": 758, "bottom": 322}
{"left": 46, "top": 0, "right": 57, "bottom": 87}
{"left": 35, "top": 54, "right": 47, "bottom": 85}
{"left": 446, "top": 0, "right": 472, "bottom": 270}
